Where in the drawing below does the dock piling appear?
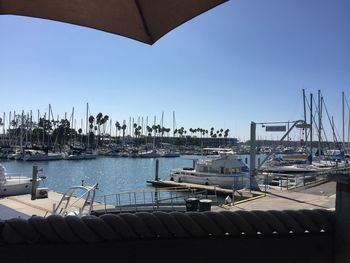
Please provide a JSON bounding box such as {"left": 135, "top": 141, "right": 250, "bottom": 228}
{"left": 329, "top": 171, "right": 350, "bottom": 263}
{"left": 155, "top": 159, "right": 159, "bottom": 181}
{"left": 31, "top": 164, "right": 38, "bottom": 200}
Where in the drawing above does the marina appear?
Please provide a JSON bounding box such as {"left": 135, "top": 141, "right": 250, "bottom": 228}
{"left": 1, "top": 1, "right": 350, "bottom": 263}
{"left": 0, "top": 149, "right": 348, "bottom": 219}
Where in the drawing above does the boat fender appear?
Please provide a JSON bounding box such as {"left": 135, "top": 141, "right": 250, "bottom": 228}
{"left": 225, "top": 195, "right": 232, "bottom": 204}
{"left": 0, "top": 164, "right": 7, "bottom": 184}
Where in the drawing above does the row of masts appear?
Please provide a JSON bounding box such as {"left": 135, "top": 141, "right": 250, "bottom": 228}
{"left": 0, "top": 103, "right": 233, "bottom": 149}
{"left": 302, "top": 89, "right": 350, "bottom": 153}
{"left": 0, "top": 105, "right": 177, "bottom": 138}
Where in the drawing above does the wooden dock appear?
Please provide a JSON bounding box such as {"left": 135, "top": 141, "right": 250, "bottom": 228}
{"left": 147, "top": 179, "right": 260, "bottom": 198}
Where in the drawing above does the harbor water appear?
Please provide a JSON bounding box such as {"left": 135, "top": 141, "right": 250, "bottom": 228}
{"left": 1, "top": 154, "right": 265, "bottom": 197}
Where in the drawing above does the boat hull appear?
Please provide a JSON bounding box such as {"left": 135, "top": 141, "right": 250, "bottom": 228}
{"left": 171, "top": 171, "right": 249, "bottom": 189}
{"left": 0, "top": 177, "right": 42, "bottom": 196}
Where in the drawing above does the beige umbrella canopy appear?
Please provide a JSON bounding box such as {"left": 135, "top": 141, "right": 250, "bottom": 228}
{"left": 0, "top": 0, "right": 228, "bottom": 45}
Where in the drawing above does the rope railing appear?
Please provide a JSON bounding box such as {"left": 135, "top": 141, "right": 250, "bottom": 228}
{"left": 0, "top": 209, "right": 334, "bottom": 245}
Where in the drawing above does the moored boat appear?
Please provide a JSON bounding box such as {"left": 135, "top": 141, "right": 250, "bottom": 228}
{"left": 170, "top": 153, "right": 250, "bottom": 189}
{"left": 138, "top": 149, "right": 161, "bottom": 158}
{"left": 0, "top": 163, "right": 45, "bottom": 196}
{"left": 22, "top": 150, "right": 63, "bottom": 161}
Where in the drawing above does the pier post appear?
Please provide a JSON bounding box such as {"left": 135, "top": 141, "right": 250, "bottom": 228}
{"left": 31, "top": 164, "right": 38, "bottom": 200}
{"left": 328, "top": 171, "right": 350, "bottom": 263}
{"left": 155, "top": 159, "right": 159, "bottom": 181}
{"left": 249, "top": 122, "right": 256, "bottom": 190}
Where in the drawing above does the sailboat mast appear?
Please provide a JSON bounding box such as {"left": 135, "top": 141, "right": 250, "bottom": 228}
{"left": 172, "top": 111, "right": 175, "bottom": 134}
{"left": 30, "top": 110, "right": 33, "bottom": 146}
{"left": 109, "top": 118, "right": 112, "bottom": 139}
{"left": 318, "top": 90, "right": 322, "bottom": 156}
{"left": 48, "top": 104, "right": 51, "bottom": 148}
{"left": 310, "top": 93, "right": 313, "bottom": 164}
{"left": 37, "top": 110, "right": 40, "bottom": 145}
{"left": 86, "top": 103, "right": 89, "bottom": 149}
{"left": 2, "top": 112, "right": 5, "bottom": 135}
{"left": 161, "top": 111, "right": 164, "bottom": 142}
{"left": 20, "top": 111, "right": 24, "bottom": 150}
{"left": 303, "top": 89, "right": 308, "bottom": 143}
{"left": 342, "top": 91, "right": 345, "bottom": 149}
{"left": 71, "top": 107, "right": 74, "bottom": 146}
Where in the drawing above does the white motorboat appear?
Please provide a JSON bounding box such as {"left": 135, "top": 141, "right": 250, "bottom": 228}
{"left": 170, "top": 153, "right": 250, "bottom": 189}
{"left": 0, "top": 163, "right": 45, "bottom": 196}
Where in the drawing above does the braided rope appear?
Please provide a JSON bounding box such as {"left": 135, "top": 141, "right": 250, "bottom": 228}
{"left": 0, "top": 209, "right": 334, "bottom": 245}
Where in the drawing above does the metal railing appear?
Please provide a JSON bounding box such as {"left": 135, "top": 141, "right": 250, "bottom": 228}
{"left": 93, "top": 187, "right": 218, "bottom": 213}
{"left": 257, "top": 166, "right": 350, "bottom": 191}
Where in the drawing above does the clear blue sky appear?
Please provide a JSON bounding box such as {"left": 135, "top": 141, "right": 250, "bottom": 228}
{"left": 1, "top": 0, "right": 349, "bottom": 142}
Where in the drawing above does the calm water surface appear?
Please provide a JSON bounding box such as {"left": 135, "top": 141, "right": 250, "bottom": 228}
{"left": 2, "top": 154, "right": 263, "bottom": 197}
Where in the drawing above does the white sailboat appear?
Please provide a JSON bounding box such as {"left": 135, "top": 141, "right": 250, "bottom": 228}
{"left": 21, "top": 149, "right": 63, "bottom": 161}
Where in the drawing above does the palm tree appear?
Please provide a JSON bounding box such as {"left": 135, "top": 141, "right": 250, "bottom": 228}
{"left": 88, "top": 115, "right": 95, "bottom": 148}
{"left": 115, "top": 121, "right": 121, "bottom": 137}
{"left": 121, "top": 122, "right": 127, "bottom": 146}
{"left": 152, "top": 125, "right": 157, "bottom": 137}
{"left": 146, "top": 125, "right": 152, "bottom": 136}
{"left": 96, "top": 113, "right": 103, "bottom": 138}
{"left": 0, "top": 117, "right": 3, "bottom": 134}
{"left": 224, "top": 129, "right": 230, "bottom": 138}
{"left": 99, "top": 115, "right": 109, "bottom": 145}
{"left": 133, "top": 123, "right": 138, "bottom": 137}
{"left": 88, "top": 115, "right": 95, "bottom": 131}
{"left": 210, "top": 127, "right": 214, "bottom": 137}
{"left": 78, "top": 128, "right": 83, "bottom": 144}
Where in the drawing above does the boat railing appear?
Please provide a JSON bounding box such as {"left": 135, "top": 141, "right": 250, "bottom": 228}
{"left": 93, "top": 187, "right": 218, "bottom": 213}
{"left": 53, "top": 184, "right": 98, "bottom": 216}
{"left": 4, "top": 170, "right": 46, "bottom": 180}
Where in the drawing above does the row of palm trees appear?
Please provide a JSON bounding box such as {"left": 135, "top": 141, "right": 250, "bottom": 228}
{"left": 0, "top": 112, "right": 231, "bottom": 148}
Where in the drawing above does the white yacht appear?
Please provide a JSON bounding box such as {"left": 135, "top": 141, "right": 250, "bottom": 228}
{"left": 170, "top": 153, "right": 250, "bottom": 189}
{"left": 0, "top": 163, "right": 44, "bottom": 196}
